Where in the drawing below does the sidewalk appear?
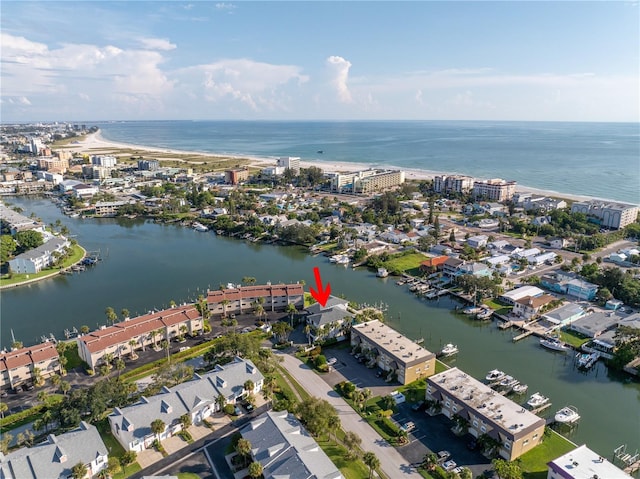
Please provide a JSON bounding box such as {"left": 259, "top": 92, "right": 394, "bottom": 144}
{"left": 277, "top": 353, "right": 421, "bottom": 478}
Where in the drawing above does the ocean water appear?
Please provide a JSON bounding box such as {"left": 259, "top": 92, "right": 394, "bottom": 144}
{"left": 97, "top": 120, "right": 640, "bottom": 204}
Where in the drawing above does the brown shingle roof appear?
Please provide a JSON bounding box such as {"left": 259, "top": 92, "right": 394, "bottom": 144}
{"left": 207, "top": 283, "right": 303, "bottom": 304}
{"left": 0, "top": 342, "right": 59, "bottom": 370}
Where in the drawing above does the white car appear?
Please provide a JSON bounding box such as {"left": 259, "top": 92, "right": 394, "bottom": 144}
{"left": 400, "top": 421, "right": 415, "bottom": 433}
{"left": 442, "top": 460, "right": 457, "bottom": 472}
{"left": 327, "top": 357, "right": 338, "bottom": 366}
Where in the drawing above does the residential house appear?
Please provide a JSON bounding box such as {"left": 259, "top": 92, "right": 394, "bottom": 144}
{"left": 305, "top": 296, "right": 352, "bottom": 343}
{"left": 566, "top": 278, "right": 598, "bottom": 301}
{"left": 570, "top": 310, "right": 622, "bottom": 338}
{"left": 511, "top": 248, "right": 541, "bottom": 261}
{"left": 0, "top": 204, "right": 44, "bottom": 235}
{"left": 531, "top": 216, "right": 551, "bottom": 227}
{"left": 529, "top": 252, "right": 557, "bottom": 265}
{"left": 240, "top": 410, "right": 344, "bottom": 479}
{"left": 499, "top": 286, "right": 545, "bottom": 305}
{"left": 109, "top": 357, "right": 263, "bottom": 452}
{"left": 512, "top": 294, "right": 555, "bottom": 320}
{"left": 419, "top": 256, "right": 449, "bottom": 274}
{"left": 71, "top": 183, "right": 99, "bottom": 199}
{"left": 484, "top": 255, "right": 511, "bottom": 268}
{"left": 206, "top": 283, "right": 304, "bottom": 316}
{"left": 8, "top": 237, "right": 69, "bottom": 274}
{"left": 542, "top": 303, "right": 585, "bottom": 327}
{"left": 466, "top": 235, "right": 488, "bottom": 249}
{"left": 0, "top": 422, "right": 108, "bottom": 479}
{"left": 426, "top": 367, "right": 545, "bottom": 461}
{"left": 440, "top": 257, "right": 465, "bottom": 278}
{"left": 547, "top": 444, "right": 633, "bottom": 479}
{"left": 458, "top": 262, "right": 492, "bottom": 278}
{"left": 0, "top": 342, "right": 61, "bottom": 391}
{"left": 488, "top": 240, "right": 511, "bottom": 252}
{"left": 77, "top": 305, "right": 203, "bottom": 370}
{"left": 548, "top": 237, "right": 567, "bottom": 249}
{"left": 351, "top": 320, "right": 435, "bottom": 385}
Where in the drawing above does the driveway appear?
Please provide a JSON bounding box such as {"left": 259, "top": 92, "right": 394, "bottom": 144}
{"left": 277, "top": 353, "right": 422, "bottom": 478}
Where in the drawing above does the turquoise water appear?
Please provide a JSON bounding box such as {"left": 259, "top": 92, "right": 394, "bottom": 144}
{"left": 98, "top": 120, "right": 640, "bottom": 204}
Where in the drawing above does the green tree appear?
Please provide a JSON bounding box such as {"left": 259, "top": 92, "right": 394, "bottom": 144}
{"left": 363, "top": 451, "right": 380, "bottom": 479}
{"left": 151, "top": 419, "right": 166, "bottom": 441}
{"left": 296, "top": 396, "right": 339, "bottom": 437}
{"left": 120, "top": 450, "right": 137, "bottom": 473}
{"left": 272, "top": 321, "right": 293, "bottom": 344}
{"left": 236, "top": 438, "right": 253, "bottom": 467}
{"left": 15, "top": 230, "right": 44, "bottom": 252}
{"left": 105, "top": 306, "right": 117, "bottom": 325}
{"left": 106, "top": 457, "right": 121, "bottom": 477}
{"left": 179, "top": 413, "right": 192, "bottom": 430}
{"left": 248, "top": 461, "right": 263, "bottom": 479}
{"left": 121, "top": 308, "right": 130, "bottom": 319}
{"left": 0, "top": 235, "right": 17, "bottom": 263}
{"left": 0, "top": 402, "right": 7, "bottom": 420}
{"left": 71, "top": 462, "right": 88, "bottom": 479}
{"left": 242, "top": 276, "right": 257, "bottom": 285}
{"left": 492, "top": 458, "right": 523, "bottom": 479}
{"left": 343, "top": 431, "right": 362, "bottom": 459}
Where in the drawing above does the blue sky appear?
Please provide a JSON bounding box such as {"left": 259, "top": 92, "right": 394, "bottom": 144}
{"left": 1, "top": 1, "right": 638, "bottom": 122}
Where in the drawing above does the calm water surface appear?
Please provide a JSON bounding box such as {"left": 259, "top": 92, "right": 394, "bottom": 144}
{"left": 1, "top": 197, "right": 638, "bottom": 457}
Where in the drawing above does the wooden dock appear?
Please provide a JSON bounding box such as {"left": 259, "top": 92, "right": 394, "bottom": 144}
{"left": 512, "top": 330, "right": 534, "bottom": 342}
{"left": 529, "top": 402, "right": 552, "bottom": 415}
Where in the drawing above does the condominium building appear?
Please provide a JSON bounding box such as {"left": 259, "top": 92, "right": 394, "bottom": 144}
{"left": 94, "top": 201, "right": 128, "bottom": 217}
{"left": 109, "top": 357, "right": 263, "bottom": 452}
{"left": 426, "top": 367, "right": 546, "bottom": 461}
{"left": 0, "top": 203, "right": 43, "bottom": 235}
{"left": 547, "top": 444, "right": 633, "bottom": 479}
{"left": 77, "top": 305, "right": 203, "bottom": 369}
{"left": 433, "top": 175, "right": 474, "bottom": 195}
{"left": 0, "top": 422, "right": 108, "bottom": 479}
{"left": 8, "top": 237, "right": 70, "bottom": 274}
{"left": 37, "top": 156, "right": 69, "bottom": 173}
{"left": 91, "top": 155, "right": 117, "bottom": 167}
{"left": 137, "top": 159, "right": 160, "bottom": 171}
{"left": 472, "top": 178, "right": 517, "bottom": 202}
{"left": 276, "top": 156, "right": 301, "bottom": 174}
{"left": 330, "top": 169, "right": 405, "bottom": 194}
{"left": 207, "top": 283, "right": 304, "bottom": 316}
{"left": 350, "top": 320, "right": 436, "bottom": 384}
{"left": 225, "top": 168, "right": 249, "bottom": 185}
{"left": 0, "top": 342, "right": 61, "bottom": 391}
{"left": 570, "top": 200, "right": 639, "bottom": 230}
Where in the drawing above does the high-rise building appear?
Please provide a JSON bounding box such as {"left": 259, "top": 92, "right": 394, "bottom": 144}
{"left": 571, "top": 201, "right": 639, "bottom": 230}
{"left": 276, "top": 156, "right": 301, "bottom": 174}
{"left": 433, "top": 175, "right": 474, "bottom": 195}
{"left": 472, "top": 178, "right": 516, "bottom": 202}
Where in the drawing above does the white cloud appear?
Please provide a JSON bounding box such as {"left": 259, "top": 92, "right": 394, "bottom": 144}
{"left": 138, "top": 37, "right": 177, "bottom": 51}
{"left": 326, "top": 55, "right": 353, "bottom": 103}
{"left": 215, "top": 3, "right": 236, "bottom": 10}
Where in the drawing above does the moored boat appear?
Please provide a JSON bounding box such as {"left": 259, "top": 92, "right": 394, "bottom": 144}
{"left": 554, "top": 405, "right": 580, "bottom": 424}
{"left": 576, "top": 351, "right": 599, "bottom": 369}
{"left": 193, "top": 221, "right": 208, "bottom": 232}
{"left": 512, "top": 383, "right": 528, "bottom": 394}
{"left": 526, "top": 392, "right": 549, "bottom": 408}
{"left": 499, "top": 375, "right": 519, "bottom": 389}
{"left": 476, "top": 308, "right": 494, "bottom": 320}
{"left": 377, "top": 268, "right": 389, "bottom": 278}
{"left": 485, "top": 369, "right": 506, "bottom": 382}
{"left": 440, "top": 343, "right": 459, "bottom": 357}
{"left": 539, "top": 336, "right": 571, "bottom": 352}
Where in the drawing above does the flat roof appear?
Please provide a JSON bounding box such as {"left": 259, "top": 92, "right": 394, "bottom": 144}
{"left": 427, "top": 367, "right": 545, "bottom": 436}
{"left": 352, "top": 320, "right": 434, "bottom": 366}
{"left": 548, "top": 444, "right": 633, "bottom": 479}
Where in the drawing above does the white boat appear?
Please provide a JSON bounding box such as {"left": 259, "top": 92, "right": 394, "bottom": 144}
{"left": 476, "top": 308, "right": 494, "bottom": 320}
{"left": 330, "top": 254, "right": 350, "bottom": 264}
{"left": 440, "top": 343, "right": 459, "bottom": 357}
{"left": 499, "top": 375, "right": 519, "bottom": 389}
{"left": 193, "top": 222, "right": 208, "bottom": 232}
{"left": 485, "top": 369, "right": 506, "bottom": 382}
{"left": 539, "top": 336, "right": 571, "bottom": 352}
{"left": 512, "top": 383, "right": 528, "bottom": 394}
{"left": 554, "top": 405, "right": 580, "bottom": 424}
{"left": 526, "top": 392, "right": 549, "bottom": 409}
{"left": 377, "top": 268, "right": 389, "bottom": 278}
{"left": 576, "top": 352, "right": 599, "bottom": 369}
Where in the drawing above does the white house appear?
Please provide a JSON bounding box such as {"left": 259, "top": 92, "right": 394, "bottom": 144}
{"left": 466, "top": 235, "right": 488, "bottom": 249}
{"left": 8, "top": 237, "right": 70, "bottom": 274}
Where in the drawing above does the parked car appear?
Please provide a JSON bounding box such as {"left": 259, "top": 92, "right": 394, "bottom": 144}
{"left": 442, "top": 460, "right": 457, "bottom": 472}
{"left": 400, "top": 421, "right": 415, "bottom": 433}
{"left": 327, "top": 357, "right": 338, "bottom": 366}
{"left": 233, "top": 405, "right": 242, "bottom": 416}
{"left": 242, "top": 401, "right": 254, "bottom": 412}
{"left": 437, "top": 450, "right": 451, "bottom": 463}
{"left": 411, "top": 400, "right": 425, "bottom": 411}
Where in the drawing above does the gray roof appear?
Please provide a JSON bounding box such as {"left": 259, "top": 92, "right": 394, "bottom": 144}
{"left": 571, "top": 311, "right": 622, "bottom": 336}
{"left": 305, "top": 296, "right": 349, "bottom": 315}
{"left": 543, "top": 303, "right": 585, "bottom": 323}
{"left": 9, "top": 237, "right": 68, "bottom": 262}
{"left": 240, "top": 410, "right": 343, "bottom": 479}
{"left": 0, "top": 422, "right": 107, "bottom": 479}
{"left": 307, "top": 304, "right": 351, "bottom": 328}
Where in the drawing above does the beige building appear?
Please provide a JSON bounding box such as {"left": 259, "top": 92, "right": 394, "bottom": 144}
{"left": 433, "top": 175, "right": 474, "bottom": 195}
{"left": 37, "top": 156, "right": 69, "bottom": 174}
{"left": 512, "top": 294, "right": 555, "bottom": 320}
{"left": 207, "top": 283, "right": 304, "bottom": 316}
{"left": 350, "top": 320, "right": 435, "bottom": 385}
{"left": 571, "top": 200, "right": 639, "bottom": 230}
{"left": 426, "top": 367, "right": 546, "bottom": 461}
{"left": 472, "top": 178, "right": 516, "bottom": 202}
{"left": 225, "top": 168, "right": 249, "bottom": 185}
{"left": 77, "top": 305, "right": 203, "bottom": 369}
{"left": 0, "top": 342, "right": 61, "bottom": 391}
{"left": 331, "top": 169, "right": 405, "bottom": 194}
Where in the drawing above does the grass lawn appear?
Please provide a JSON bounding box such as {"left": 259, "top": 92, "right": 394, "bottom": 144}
{"left": 518, "top": 430, "right": 576, "bottom": 479}
{"left": 63, "top": 342, "right": 85, "bottom": 370}
{"left": 316, "top": 437, "right": 372, "bottom": 479}
{"left": 384, "top": 252, "right": 428, "bottom": 276}
{"left": 176, "top": 473, "right": 202, "bottom": 479}
{"left": 0, "top": 244, "right": 85, "bottom": 287}
{"left": 1, "top": 394, "right": 64, "bottom": 433}
{"left": 559, "top": 330, "right": 591, "bottom": 349}
{"left": 276, "top": 365, "right": 311, "bottom": 401}
{"left": 435, "top": 360, "right": 450, "bottom": 374}
{"left": 483, "top": 298, "right": 513, "bottom": 316}
{"left": 112, "top": 462, "right": 142, "bottom": 479}
{"left": 398, "top": 378, "right": 427, "bottom": 403}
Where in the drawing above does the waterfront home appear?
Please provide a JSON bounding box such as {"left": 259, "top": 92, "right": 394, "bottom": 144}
{"left": 426, "top": 367, "right": 545, "bottom": 461}
{"left": 8, "top": 236, "right": 70, "bottom": 274}
{"left": 569, "top": 310, "right": 622, "bottom": 338}
{"left": 77, "top": 305, "right": 203, "bottom": 370}
{"left": 542, "top": 303, "right": 585, "bottom": 327}
{"left": 512, "top": 294, "right": 555, "bottom": 320}
{"left": 440, "top": 257, "right": 465, "bottom": 278}
{"left": 547, "top": 444, "right": 633, "bottom": 479}
{"left": 240, "top": 410, "right": 344, "bottom": 479}
{"left": 566, "top": 278, "right": 598, "bottom": 301}
{"left": 109, "top": 357, "right": 263, "bottom": 452}
{"left": 466, "top": 235, "right": 488, "bottom": 249}
{"left": 305, "top": 296, "right": 352, "bottom": 343}
{"left": 71, "top": 183, "right": 99, "bottom": 199}
{"left": 606, "top": 299, "right": 624, "bottom": 310}
{"left": 458, "top": 262, "right": 492, "bottom": 277}
{"left": 499, "top": 286, "right": 545, "bottom": 305}
{"left": 419, "top": 255, "right": 449, "bottom": 274}
{"left": 0, "top": 421, "right": 108, "bottom": 479}
{"left": 351, "top": 320, "right": 435, "bottom": 385}
{"left": 0, "top": 341, "right": 61, "bottom": 391}
{"left": 571, "top": 200, "right": 639, "bottom": 230}
{"left": 206, "top": 283, "right": 304, "bottom": 316}
{"left": 93, "top": 200, "right": 129, "bottom": 217}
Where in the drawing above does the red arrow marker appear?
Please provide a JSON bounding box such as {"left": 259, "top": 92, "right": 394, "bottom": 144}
{"left": 309, "top": 266, "right": 331, "bottom": 307}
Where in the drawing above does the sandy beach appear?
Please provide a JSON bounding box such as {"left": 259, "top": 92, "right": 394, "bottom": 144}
{"left": 69, "top": 131, "right": 617, "bottom": 204}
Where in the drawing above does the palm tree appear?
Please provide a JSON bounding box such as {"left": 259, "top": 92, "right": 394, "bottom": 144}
{"left": 60, "top": 380, "right": 71, "bottom": 396}
{"left": 253, "top": 302, "right": 265, "bottom": 321}
{"left": 115, "top": 358, "right": 126, "bottom": 378}
{"left": 363, "top": 451, "right": 380, "bottom": 479}
{"left": 32, "top": 367, "right": 43, "bottom": 387}
{"left": 179, "top": 413, "right": 192, "bottom": 430}
{"left": 216, "top": 394, "right": 226, "bottom": 412}
{"left": 150, "top": 419, "right": 166, "bottom": 442}
{"left": 242, "top": 276, "right": 257, "bottom": 285}
{"left": 71, "top": 462, "right": 88, "bottom": 479}
{"left": 422, "top": 452, "right": 438, "bottom": 471}
{"left": 105, "top": 306, "right": 118, "bottom": 325}
{"left": 160, "top": 340, "right": 170, "bottom": 362}
{"left": 128, "top": 339, "right": 137, "bottom": 359}
{"left": 248, "top": 461, "right": 263, "bottom": 479}
{"left": 236, "top": 438, "right": 252, "bottom": 468}
{"left": 151, "top": 328, "right": 162, "bottom": 349}
{"left": 80, "top": 325, "right": 90, "bottom": 334}
{"left": 244, "top": 379, "right": 255, "bottom": 395}
{"left": 327, "top": 414, "right": 340, "bottom": 442}
{"left": 221, "top": 299, "right": 230, "bottom": 319}
{"left": 179, "top": 324, "right": 188, "bottom": 341}
{"left": 120, "top": 450, "right": 137, "bottom": 474}
{"left": 102, "top": 353, "right": 114, "bottom": 369}
{"left": 303, "top": 324, "right": 312, "bottom": 345}
{"left": 0, "top": 403, "right": 7, "bottom": 420}
{"left": 286, "top": 302, "right": 297, "bottom": 326}
{"left": 121, "top": 308, "right": 130, "bottom": 320}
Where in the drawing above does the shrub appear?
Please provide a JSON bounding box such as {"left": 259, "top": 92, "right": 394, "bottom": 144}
{"left": 223, "top": 404, "right": 235, "bottom": 415}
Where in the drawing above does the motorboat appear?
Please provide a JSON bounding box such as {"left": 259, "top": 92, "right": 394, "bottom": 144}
{"left": 499, "top": 375, "right": 519, "bottom": 389}
{"left": 330, "top": 254, "right": 350, "bottom": 265}
{"left": 485, "top": 369, "right": 506, "bottom": 382}
{"left": 539, "top": 336, "right": 570, "bottom": 352}
{"left": 576, "top": 352, "right": 599, "bottom": 369}
{"left": 512, "top": 383, "right": 528, "bottom": 394}
{"left": 440, "top": 343, "right": 459, "bottom": 357}
{"left": 476, "top": 308, "right": 494, "bottom": 320}
{"left": 193, "top": 221, "right": 208, "bottom": 232}
{"left": 377, "top": 268, "right": 389, "bottom": 278}
{"left": 555, "top": 405, "right": 580, "bottom": 424}
{"left": 526, "top": 392, "right": 549, "bottom": 409}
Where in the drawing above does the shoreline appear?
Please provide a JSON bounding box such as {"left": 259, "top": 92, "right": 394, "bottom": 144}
{"left": 69, "top": 131, "right": 635, "bottom": 206}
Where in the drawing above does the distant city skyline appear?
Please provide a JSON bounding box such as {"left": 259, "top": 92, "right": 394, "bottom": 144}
{"left": 1, "top": 1, "right": 638, "bottom": 123}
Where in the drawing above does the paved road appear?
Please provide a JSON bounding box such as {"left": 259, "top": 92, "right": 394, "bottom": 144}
{"left": 277, "top": 353, "right": 422, "bottom": 478}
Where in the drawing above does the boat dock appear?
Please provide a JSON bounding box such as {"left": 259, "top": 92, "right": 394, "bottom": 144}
{"left": 512, "top": 329, "right": 535, "bottom": 342}
{"left": 528, "top": 402, "right": 552, "bottom": 414}
{"left": 614, "top": 445, "right": 640, "bottom": 475}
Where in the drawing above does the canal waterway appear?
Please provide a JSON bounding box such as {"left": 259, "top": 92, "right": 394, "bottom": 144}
{"left": 1, "top": 196, "right": 638, "bottom": 458}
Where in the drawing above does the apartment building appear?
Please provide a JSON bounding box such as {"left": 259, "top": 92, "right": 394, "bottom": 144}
{"left": 109, "top": 357, "right": 263, "bottom": 452}
{"left": 426, "top": 367, "right": 546, "bottom": 461}
{"left": 224, "top": 168, "right": 249, "bottom": 185}
{"left": 472, "top": 178, "right": 517, "bottom": 202}
{"left": 330, "top": 169, "right": 405, "bottom": 194}
{"left": 207, "top": 283, "right": 304, "bottom": 316}
{"left": 94, "top": 201, "right": 128, "bottom": 217}
{"left": 8, "top": 237, "right": 70, "bottom": 274}
{"left": 0, "top": 342, "right": 61, "bottom": 391}
{"left": 0, "top": 422, "right": 108, "bottom": 479}
{"left": 350, "top": 320, "right": 436, "bottom": 385}
{"left": 91, "top": 155, "right": 117, "bottom": 167}
{"left": 276, "top": 156, "right": 301, "bottom": 174}
{"left": 547, "top": 444, "right": 633, "bottom": 479}
{"left": 77, "top": 305, "right": 203, "bottom": 369}
{"left": 37, "top": 156, "right": 69, "bottom": 173}
{"left": 0, "top": 203, "right": 44, "bottom": 235}
{"left": 570, "top": 200, "right": 639, "bottom": 230}
{"left": 433, "top": 175, "right": 474, "bottom": 195}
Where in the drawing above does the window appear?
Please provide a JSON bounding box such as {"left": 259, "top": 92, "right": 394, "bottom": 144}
{"left": 533, "top": 433, "right": 538, "bottom": 439}
{"left": 473, "top": 420, "right": 478, "bottom": 427}
{"left": 480, "top": 426, "right": 486, "bottom": 433}
{"left": 445, "top": 401, "right": 450, "bottom": 407}
{"left": 452, "top": 406, "right": 457, "bottom": 412}
{"left": 504, "top": 442, "right": 511, "bottom": 450}
{"left": 523, "top": 439, "right": 529, "bottom": 446}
